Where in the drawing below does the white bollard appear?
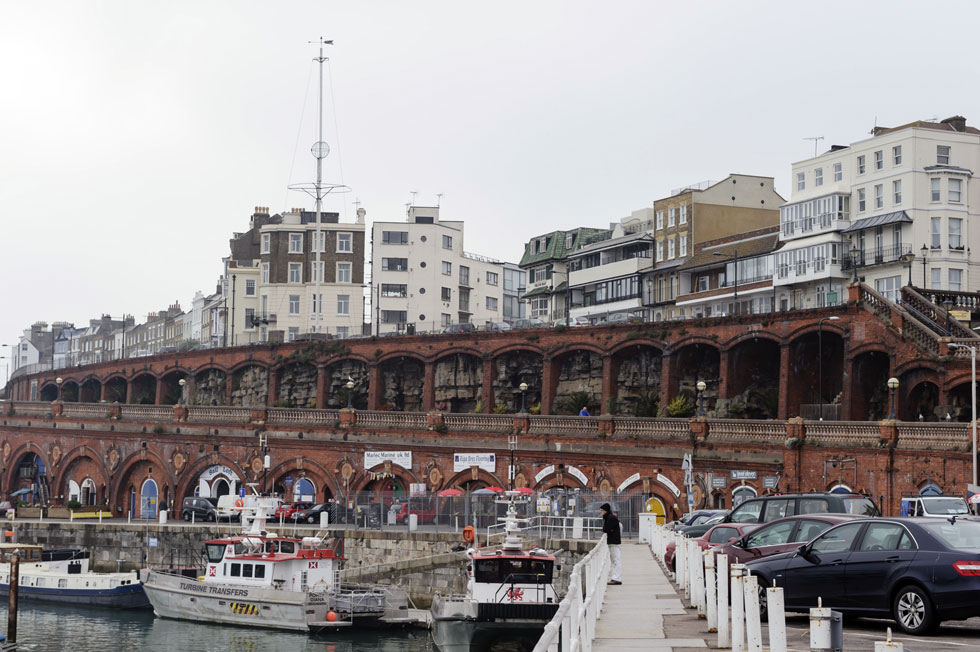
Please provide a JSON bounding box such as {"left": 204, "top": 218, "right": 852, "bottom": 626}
{"left": 705, "top": 549, "right": 718, "bottom": 631}
{"left": 692, "top": 541, "right": 706, "bottom": 617}
{"left": 767, "top": 585, "right": 787, "bottom": 652}
{"left": 128, "top": 510, "right": 131, "bottom": 524}
{"left": 743, "top": 574, "right": 763, "bottom": 652}
{"left": 874, "top": 627, "right": 903, "bottom": 652}
{"left": 809, "top": 597, "right": 842, "bottom": 652}
{"left": 731, "top": 564, "right": 746, "bottom": 652}
{"left": 70, "top": 510, "right": 74, "bottom": 523}
{"left": 677, "top": 537, "right": 688, "bottom": 596}
{"left": 717, "top": 554, "right": 730, "bottom": 648}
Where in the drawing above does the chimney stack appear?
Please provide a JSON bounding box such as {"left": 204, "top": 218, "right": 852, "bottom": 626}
{"left": 356, "top": 207, "right": 366, "bottom": 224}
{"left": 942, "top": 116, "right": 967, "bottom": 132}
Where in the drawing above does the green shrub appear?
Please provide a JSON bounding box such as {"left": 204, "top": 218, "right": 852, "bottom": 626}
{"left": 556, "top": 391, "right": 594, "bottom": 415}
{"left": 493, "top": 403, "right": 509, "bottom": 414}
{"left": 664, "top": 394, "right": 695, "bottom": 418}
{"left": 635, "top": 392, "right": 659, "bottom": 417}
{"left": 67, "top": 500, "right": 82, "bottom": 510}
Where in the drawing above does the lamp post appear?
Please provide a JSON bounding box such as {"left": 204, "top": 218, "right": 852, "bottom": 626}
{"left": 901, "top": 252, "right": 915, "bottom": 287}
{"left": 508, "top": 434, "right": 518, "bottom": 491}
{"left": 920, "top": 244, "right": 928, "bottom": 288}
{"left": 887, "top": 377, "right": 899, "bottom": 420}
{"left": 850, "top": 244, "right": 860, "bottom": 284}
{"left": 345, "top": 380, "right": 354, "bottom": 409}
{"left": 55, "top": 377, "right": 63, "bottom": 402}
{"left": 949, "top": 342, "right": 977, "bottom": 488}
{"left": 818, "top": 316, "right": 841, "bottom": 421}
{"left": 944, "top": 298, "right": 954, "bottom": 336}
{"left": 519, "top": 382, "right": 528, "bottom": 413}
{"left": 696, "top": 381, "right": 706, "bottom": 417}
{"left": 178, "top": 378, "right": 186, "bottom": 405}
{"left": 713, "top": 248, "right": 739, "bottom": 314}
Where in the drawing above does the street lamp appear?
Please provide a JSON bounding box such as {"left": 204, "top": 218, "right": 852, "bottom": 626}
{"left": 508, "top": 434, "right": 518, "bottom": 491}
{"left": 696, "top": 381, "right": 706, "bottom": 417}
{"left": 55, "top": 377, "right": 63, "bottom": 402}
{"left": 920, "top": 244, "right": 928, "bottom": 288}
{"left": 887, "top": 377, "right": 899, "bottom": 420}
{"left": 818, "top": 316, "right": 841, "bottom": 421}
{"left": 519, "top": 382, "right": 528, "bottom": 413}
{"left": 850, "top": 244, "right": 860, "bottom": 284}
{"left": 713, "top": 248, "right": 739, "bottom": 314}
{"left": 949, "top": 342, "right": 977, "bottom": 488}
{"left": 345, "top": 380, "right": 354, "bottom": 409}
{"left": 178, "top": 378, "right": 186, "bottom": 405}
{"left": 944, "top": 298, "right": 954, "bottom": 336}
{"left": 900, "top": 252, "right": 915, "bottom": 287}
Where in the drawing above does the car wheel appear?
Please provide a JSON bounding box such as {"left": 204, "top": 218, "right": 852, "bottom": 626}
{"left": 207, "top": 513, "right": 215, "bottom": 522}
{"left": 757, "top": 582, "right": 769, "bottom": 621}
{"left": 308, "top": 516, "right": 315, "bottom": 524}
{"left": 182, "top": 511, "right": 191, "bottom": 522}
{"left": 893, "top": 585, "right": 936, "bottom": 635}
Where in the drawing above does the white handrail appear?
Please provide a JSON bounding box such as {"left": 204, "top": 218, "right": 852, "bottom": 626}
{"left": 532, "top": 535, "right": 609, "bottom": 652}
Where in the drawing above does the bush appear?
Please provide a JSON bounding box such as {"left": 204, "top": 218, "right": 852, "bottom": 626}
{"left": 530, "top": 402, "right": 541, "bottom": 415}
{"left": 433, "top": 423, "right": 448, "bottom": 434}
{"left": 67, "top": 500, "right": 82, "bottom": 510}
{"left": 635, "top": 393, "right": 659, "bottom": 418}
{"left": 663, "top": 394, "right": 695, "bottom": 418}
{"left": 493, "top": 403, "right": 509, "bottom": 414}
{"left": 557, "top": 391, "right": 594, "bottom": 415}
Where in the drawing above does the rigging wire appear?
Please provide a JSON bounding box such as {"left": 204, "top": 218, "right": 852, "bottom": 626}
{"left": 282, "top": 59, "right": 316, "bottom": 215}
{"left": 327, "top": 59, "right": 347, "bottom": 221}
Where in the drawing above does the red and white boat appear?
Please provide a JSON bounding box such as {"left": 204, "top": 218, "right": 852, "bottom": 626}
{"left": 430, "top": 493, "right": 560, "bottom": 651}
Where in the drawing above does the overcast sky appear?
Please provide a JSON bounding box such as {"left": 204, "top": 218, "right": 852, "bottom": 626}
{"left": 2, "top": 1, "right": 978, "bottom": 371}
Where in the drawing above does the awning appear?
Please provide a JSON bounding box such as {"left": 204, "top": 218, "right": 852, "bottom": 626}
{"left": 522, "top": 286, "right": 551, "bottom": 299}
{"left": 841, "top": 210, "right": 912, "bottom": 233}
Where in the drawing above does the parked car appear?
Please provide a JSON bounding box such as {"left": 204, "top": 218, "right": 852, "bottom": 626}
{"left": 487, "top": 322, "right": 512, "bottom": 332}
{"left": 747, "top": 517, "right": 980, "bottom": 634}
{"left": 292, "top": 503, "right": 332, "bottom": 524}
{"left": 717, "top": 492, "right": 879, "bottom": 526}
{"left": 667, "top": 509, "right": 727, "bottom": 531}
{"left": 553, "top": 316, "right": 589, "bottom": 328}
{"left": 712, "top": 513, "right": 865, "bottom": 566}
{"left": 665, "top": 522, "right": 760, "bottom": 571}
{"left": 443, "top": 323, "right": 476, "bottom": 335}
{"left": 602, "top": 312, "right": 644, "bottom": 325}
{"left": 900, "top": 495, "right": 969, "bottom": 517}
{"left": 679, "top": 513, "right": 732, "bottom": 538}
{"left": 511, "top": 318, "right": 547, "bottom": 330}
{"left": 181, "top": 496, "right": 218, "bottom": 522}
{"left": 273, "top": 501, "right": 313, "bottom": 521}
{"left": 392, "top": 499, "right": 436, "bottom": 524}
{"left": 216, "top": 494, "right": 244, "bottom": 522}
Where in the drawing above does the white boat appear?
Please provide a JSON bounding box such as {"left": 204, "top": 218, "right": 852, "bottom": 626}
{"left": 431, "top": 493, "right": 560, "bottom": 652}
{"left": 142, "top": 494, "right": 390, "bottom": 632}
{"left": 0, "top": 543, "right": 148, "bottom": 608}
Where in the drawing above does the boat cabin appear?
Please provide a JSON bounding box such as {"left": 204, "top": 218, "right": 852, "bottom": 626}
{"left": 0, "top": 544, "right": 42, "bottom": 564}
{"left": 202, "top": 534, "right": 343, "bottom": 592}
{"left": 469, "top": 549, "right": 558, "bottom": 604}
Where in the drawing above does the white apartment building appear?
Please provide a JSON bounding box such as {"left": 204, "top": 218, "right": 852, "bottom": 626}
{"left": 778, "top": 115, "right": 980, "bottom": 307}
{"left": 519, "top": 227, "right": 611, "bottom": 322}
{"left": 567, "top": 225, "right": 655, "bottom": 323}
{"left": 371, "top": 206, "right": 514, "bottom": 334}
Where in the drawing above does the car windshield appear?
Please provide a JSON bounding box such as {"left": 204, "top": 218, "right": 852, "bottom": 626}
{"left": 921, "top": 520, "right": 980, "bottom": 549}
{"left": 843, "top": 497, "right": 878, "bottom": 515}
{"left": 923, "top": 498, "right": 970, "bottom": 515}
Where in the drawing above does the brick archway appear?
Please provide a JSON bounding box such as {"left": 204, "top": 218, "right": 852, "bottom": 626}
{"left": 109, "top": 450, "right": 173, "bottom": 513}
{"left": 52, "top": 446, "right": 109, "bottom": 505}
{"left": 173, "top": 455, "right": 248, "bottom": 506}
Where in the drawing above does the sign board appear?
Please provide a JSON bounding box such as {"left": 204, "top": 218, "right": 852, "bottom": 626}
{"left": 283, "top": 476, "right": 293, "bottom": 486}
{"left": 364, "top": 451, "right": 412, "bottom": 470}
{"left": 730, "top": 470, "right": 758, "bottom": 481}
{"left": 534, "top": 465, "right": 555, "bottom": 484}
{"left": 711, "top": 476, "right": 727, "bottom": 489}
{"left": 149, "top": 538, "right": 158, "bottom": 548}
{"left": 656, "top": 474, "right": 681, "bottom": 497}
{"left": 536, "top": 498, "right": 550, "bottom": 514}
{"left": 567, "top": 465, "right": 589, "bottom": 487}
{"left": 453, "top": 453, "right": 496, "bottom": 473}
{"left": 200, "top": 465, "right": 241, "bottom": 482}
{"left": 409, "top": 483, "right": 427, "bottom": 497}
{"left": 617, "top": 472, "right": 641, "bottom": 493}
{"left": 763, "top": 476, "right": 780, "bottom": 489}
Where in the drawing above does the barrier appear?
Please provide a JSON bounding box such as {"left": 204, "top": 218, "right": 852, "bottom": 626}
{"left": 704, "top": 549, "right": 717, "bottom": 631}
{"left": 743, "top": 574, "right": 762, "bottom": 652}
{"left": 717, "top": 553, "right": 730, "bottom": 647}
{"left": 731, "top": 564, "right": 746, "bottom": 652}
{"left": 766, "top": 584, "right": 786, "bottom": 652}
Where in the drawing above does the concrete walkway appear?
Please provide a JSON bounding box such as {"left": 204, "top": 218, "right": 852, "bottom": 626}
{"left": 593, "top": 542, "right": 707, "bottom": 652}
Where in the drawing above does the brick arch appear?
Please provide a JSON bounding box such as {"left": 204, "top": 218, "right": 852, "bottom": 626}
{"left": 266, "top": 458, "right": 338, "bottom": 499}
{"left": 720, "top": 330, "right": 783, "bottom": 351}
{"left": 784, "top": 319, "right": 847, "bottom": 342}
{"left": 488, "top": 343, "right": 547, "bottom": 358}
{"left": 608, "top": 339, "right": 666, "bottom": 356}
{"left": 108, "top": 448, "right": 174, "bottom": 509}
{"left": 227, "top": 360, "right": 270, "bottom": 375}
{"left": 548, "top": 342, "right": 606, "bottom": 358}
{"left": 52, "top": 445, "right": 109, "bottom": 502}
{"left": 173, "top": 454, "right": 247, "bottom": 506}
{"left": 663, "top": 336, "right": 721, "bottom": 357}
{"left": 432, "top": 348, "right": 484, "bottom": 364}
{"left": 353, "top": 463, "right": 421, "bottom": 493}
{"left": 847, "top": 342, "right": 890, "bottom": 359}
{"left": 376, "top": 350, "right": 427, "bottom": 366}
{"left": 324, "top": 354, "right": 372, "bottom": 367}
{"left": 442, "top": 467, "right": 505, "bottom": 490}
{"left": 3, "top": 445, "right": 51, "bottom": 495}
{"left": 534, "top": 470, "right": 587, "bottom": 491}
{"left": 610, "top": 342, "right": 665, "bottom": 417}
{"left": 894, "top": 359, "right": 942, "bottom": 376}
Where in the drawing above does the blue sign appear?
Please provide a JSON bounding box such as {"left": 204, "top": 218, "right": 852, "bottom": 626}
{"left": 284, "top": 476, "right": 293, "bottom": 486}
{"left": 239, "top": 487, "right": 245, "bottom": 498}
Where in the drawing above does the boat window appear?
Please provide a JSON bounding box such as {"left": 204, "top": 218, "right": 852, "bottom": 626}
{"left": 254, "top": 565, "right": 265, "bottom": 579}
{"left": 264, "top": 541, "right": 275, "bottom": 554}
{"left": 474, "top": 558, "right": 553, "bottom": 584}
{"left": 243, "top": 564, "right": 253, "bottom": 578}
{"left": 279, "top": 541, "right": 295, "bottom": 554}
{"left": 234, "top": 543, "right": 246, "bottom": 555}
{"left": 58, "top": 579, "right": 67, "bottom": 588}
{"left": 206, "top": 544, "right": 226, "bottom": 563}
{"left": 230, "top": 563, "right": 241, "bottom": 577}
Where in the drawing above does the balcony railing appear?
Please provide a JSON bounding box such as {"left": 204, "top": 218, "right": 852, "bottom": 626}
{"left": 842, "top": 244, "right": 912, "bottom": 270}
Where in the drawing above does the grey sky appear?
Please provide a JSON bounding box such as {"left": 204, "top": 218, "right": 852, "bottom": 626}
{"left": 2, "top": 1, "right": 977, "bottom": 366}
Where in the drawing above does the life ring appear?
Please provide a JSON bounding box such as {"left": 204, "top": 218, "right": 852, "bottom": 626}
{"left": 234, "top": 498, "right": 244, "bottom": 510}
{"left": 462, "top": 526, "right": 475, "bottom": 543}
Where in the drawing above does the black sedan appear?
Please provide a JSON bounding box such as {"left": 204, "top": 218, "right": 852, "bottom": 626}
{"left": 292, "top": 503, "right": 331, "bottom": 524}
{"left": 746, "top": 517, "right": 980, "bottom": 634}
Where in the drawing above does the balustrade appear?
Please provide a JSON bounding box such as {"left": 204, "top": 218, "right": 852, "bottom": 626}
{"left": 805, "top": 421, "right": 881, "bottom": 447}
{"left": 896, "top": 423, "right": 969, "bottom": 450}
{"left": 185, "top": 406, "right": 252, "bottom": 424}
{"left": 267, "top": 408, "right": 340, "bottom": 425}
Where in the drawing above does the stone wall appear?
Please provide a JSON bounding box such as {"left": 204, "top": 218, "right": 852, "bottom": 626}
{"left": 193, "top": 369, "right": 227, "bottom": 406}
{"left": 616, "top": 348, "right": 662, "bottom": 416}
{"left": 380, "top": 359, "right": 423, "bottom": 411}
{"left": 434, "top": 354, "right": 482, "bottom": 412}
{"left": 277, "top": 363, "right": 317, "bottom": 408}
{"left": 553, "top": 351, "right": 601, "bottom": 414}
{"left": 493, "top": 352, "right": 542, "bottom": 411}
{"left": 325, "top": 361, "right": 368, "bottom": 409}
{"left": 231, "top": 366, "right": 268, "bottom": 407}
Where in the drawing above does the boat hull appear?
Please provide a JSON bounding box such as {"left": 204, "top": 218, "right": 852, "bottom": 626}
{"left": 0, "top": 582, "right": 149, "bottom": 609}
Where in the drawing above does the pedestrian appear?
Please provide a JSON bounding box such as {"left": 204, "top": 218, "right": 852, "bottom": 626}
{"left": 579, "top": 406, "right": 590, "bottom": 416}
{"left": 600, "top": 503, "right": 622, "bottom": 584}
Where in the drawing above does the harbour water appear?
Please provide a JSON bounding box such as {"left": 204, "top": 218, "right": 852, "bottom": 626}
{"left": 0, "top": 602, "right": 535, "bottom": 652}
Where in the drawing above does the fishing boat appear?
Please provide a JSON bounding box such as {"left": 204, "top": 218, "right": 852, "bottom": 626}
{"left": 142, "top": 494, "right": 395, "bottom": 632}
{"left": 0, "top": 543, "right": 148, "bottom": 608}
{"left": 430, "top": 492, "right": 560, "bottom": 652}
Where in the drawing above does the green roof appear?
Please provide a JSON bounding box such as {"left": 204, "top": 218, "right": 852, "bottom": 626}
{"left": 519, "top": 227, "right": 611, "bottom": 267}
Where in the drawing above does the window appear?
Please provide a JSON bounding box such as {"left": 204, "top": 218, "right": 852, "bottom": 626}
{"left": 441, "top": 314, "right": 451, "bottom": 327}
{"left": 442, "top": 261, "right": 451, "bottom": 276}
{"left": 230, "top": 563, "right": 241, "bottom": 577}
{"left": 312, "top": 232, "right": 325, "bottom": 253}
{"left": 696, "top": 275, "right": 708, "bottom": 292}
{"left": 245, "top": 280, "right": 256, "bottom": 296}
{"left": 381, "top": 310, "right": 407, "bottom": 324}
{"left": 893, "top": 145, "right": 902, "bottom": 165}
{"left": 381, "top": 284, "right": 407, "bottom": 297}
{"left": 860, "top": 523, "right": 913, "bottom": 552}
{"left": 261, "top": 295, "right": 268, "bottom": 316}
{"left": 382, "top": 231, "right": 408, "bottom": 245}
{"left": 668, "top": 208, "right": 676, "bottom": 227}
{"left": 810, "top": 522, "right": 864, "bottom": 555}
{"left": 893, "top": 179, "right": 902, "bottom": 205}
{"left": 336, "top": 327, "right": 348, "bottom": 339}
{"left": 950, "top": 218, "right": 963, "bottom": 249}
{"left": 938, "top": 145, "right": 950, "bottom": 165}
{"left": 950, "top": 269, "right": 963, "bottom": 291}
{"left": 874, "top": 150, "right": 883, "bottom": 170}
{"left": 337, "top": 233, "right": 352, "bottom": 252}
{"left": 565, "top": 234, "right": 573, "bottom": 249}
{"left": 336, "top": 262, "right": 351, "bottom": 283}
{"left": 442, "top": 235, "right": 453, "bottom": 249}
{"left": 261, "top": 233, "right": 270, "bottom": 254}
{"left": 667, "top": 238, "right": 676, "bottom": 259}
{"left": 875, "top": 275, "right": 902, "bottom": 302}
{"left": 833, "top": 162, "right": 842, "bottom": 181}
{"left": 680, "top": 205, "right": 688, "bottom": 224}
{"left": 815, "top": 168, "right": 823, "bottom": 186}
{"left": 287, "top": 327, "right": 299, "bottom": 342}
{"left": 931, "top": 178, "right": 941, "bottom": 202}
{"left": 931, "top": 217, "right": 941, "bottom": 248}
{"left": 486, "top": 297, "right": 498, "bottom": 310}
{"left": 656, "top": 241, "right": 663, "bottom": 262}
{"left": 244, "top": 308, "right": 255, "bottom": 330}
{"left": 311, "top": 261, "right": 324, "bottom": 282}
{"left": 874, "top": 184, "right": 883, "bottom": 209}
{"left": 656, "top": 210, "right": 664, "bottom": 230}
{"left": 261, "top": 263, "right": 269, "bottom": 284}
{"left": 857, "top": 155, "right": 866, "bottom": 174}
{"left": 459, "top": 266, "right": 470, "bottom": 285}
{"left": 289, "top": 295, "right": 300, "bottom": 315}
{"left": 337, "top": 295, "right": 350, "bottom": 315}
{"left": 679, "top": 235, "right": 688, "bottom": 257}
{"left": 949, "top": 178, "right": 962, "bottom": 202}
{"left": 382, "top": 258, "right": 408, "bottom": 271}
{"left": 857, "top": 188, "right": 866, "bottom": 212}
{"left": 931, "top": 267, "right": 941, "bottom": 288}
{"left": 441, "top": 287, "right": 451, "bottom": 301}
{"left": 289, "top": 233, "right": 303, "bottom": 253}
{"left": 486, "top": 271, "right": 498, "bottom": 286}
{"left": 797, "top": 172, "right": 805, "bottom": 190}
{"left": 288, "top": 263, "right": 302, "bottom": 283}
{"left": 744, "top": 521, "right": 796, "bottom": 548}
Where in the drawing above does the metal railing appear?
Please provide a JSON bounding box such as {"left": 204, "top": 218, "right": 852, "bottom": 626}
{"left": 484, "top": 515, "right": 604, "bottom": 547}
{"left": 842, "top": 243, "right": 912, "bottom": 270}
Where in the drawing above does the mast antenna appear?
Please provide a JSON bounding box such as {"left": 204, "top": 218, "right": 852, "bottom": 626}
{"left": 804, "top": 136, "right": 824, "bottom": 157}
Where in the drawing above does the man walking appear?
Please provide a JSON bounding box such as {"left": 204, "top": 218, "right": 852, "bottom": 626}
{"left": 600, "top": 503, "right": 622, "bottom": 585}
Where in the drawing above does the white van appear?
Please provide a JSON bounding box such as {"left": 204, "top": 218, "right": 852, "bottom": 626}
{"left": 900, "top": 495, "right": 970, "bottom": 518}
{"left": 216, "top": 495, "right": 243, "bottom": 521}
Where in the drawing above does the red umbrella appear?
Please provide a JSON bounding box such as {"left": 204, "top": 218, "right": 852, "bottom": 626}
{"left": 513, "top": 487, "right": 535, "bottom": 495}
{"left": 484, "top": 486, "right": 505, "bottom": 493}
{"left": 437, "top": 488, "right": 464, "bottom": 497}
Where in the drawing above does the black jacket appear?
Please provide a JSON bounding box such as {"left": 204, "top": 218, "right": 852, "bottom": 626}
{"left": 602, "top": 511, "right": 621, "bottom": 545}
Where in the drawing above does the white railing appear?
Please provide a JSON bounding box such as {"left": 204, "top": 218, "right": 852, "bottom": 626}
{"left": 267, "top": 408, "right": 341, "bottom": 425}
{"left": 484, "top": 515, "right": 604, "bottom": 546}
{"left": 119, "top": 405, "right": 174, "bottom": 420}
{"left": 532, "top": 535, "right": 609, "bottom": 652}
{"left": 185, "top": 406, "right": 252, "bottom": 424}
